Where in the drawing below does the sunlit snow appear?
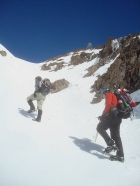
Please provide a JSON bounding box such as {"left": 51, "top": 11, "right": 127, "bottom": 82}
{"left": 0, "top": 44, "right": 140, "bottom": 186}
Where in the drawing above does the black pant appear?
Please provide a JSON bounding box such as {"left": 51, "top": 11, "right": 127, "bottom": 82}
{"left": 97, "top": 112, "right": 124, "bottom": 157}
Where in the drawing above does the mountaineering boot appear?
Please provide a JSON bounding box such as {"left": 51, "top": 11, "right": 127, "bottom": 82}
{"left": 103, "top": 140, "right": 117, "bottom": 154}
{"left": 103, "top": 145, "right": 118, "bottom": 154}
{"left": 27, "top": 100, "right": 36, "bottom": 113}
{"left": 109, "top": 155, "right": 124, "bottom": 162}
{"left": 107, "top": 140, "right": 115, "bottom": 146}
{"left": 32, "top": 110, "right": 42, "bottom": 122}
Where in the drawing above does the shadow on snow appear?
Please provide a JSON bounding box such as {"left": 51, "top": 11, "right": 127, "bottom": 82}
{"left": 133, "top": 105, "right": 140, "bottom": 119}
{"left": 18, "top": 108, "right": 37, "bottom": 119}
{"left": 69, "top": 136, "right": 109, "bottom": 160}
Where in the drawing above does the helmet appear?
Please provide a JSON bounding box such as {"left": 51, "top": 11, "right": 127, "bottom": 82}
{"left": 100, "top": 88, "right": 109, "bottom": 95}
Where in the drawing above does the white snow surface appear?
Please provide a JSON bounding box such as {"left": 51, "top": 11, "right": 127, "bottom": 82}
{"left": 0, "top": 44, "right": 140, "bottom": 186}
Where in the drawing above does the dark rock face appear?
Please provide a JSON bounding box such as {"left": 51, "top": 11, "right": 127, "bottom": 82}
{"left": 98, "top": 37, "right": 114, "bottom": 59}
{"left": 91, "top": 33, "right": 140, "bottom": 104}
{"left": 70, "top": 52, "right": 93, "bottom": 66}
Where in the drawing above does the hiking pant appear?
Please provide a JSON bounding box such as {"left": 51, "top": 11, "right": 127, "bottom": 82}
{"left": 97, "top": 112, "right": 124, "bottom": 157}
{"left": 26, "top": 92, "right": 46, "bottom": 110}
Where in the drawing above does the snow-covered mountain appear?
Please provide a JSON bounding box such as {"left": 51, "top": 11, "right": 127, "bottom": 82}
{"left": 0, "top": 40, "right": 140, "bottom": 186}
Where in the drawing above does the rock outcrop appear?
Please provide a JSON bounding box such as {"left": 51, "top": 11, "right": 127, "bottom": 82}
{"left": 52, "top": 79, "right": 70, "bottom": 93}
{"left": 90, "top": 33, "right": 140, "bottom": 104}
{"left": 0, "top": 50, "right": 7, "bottom": 56}
{"left": 41, "top": 62, "right": 66, "bottom": 71}
{"left": 40, "top": 49, "right": 101, "bottom": 72}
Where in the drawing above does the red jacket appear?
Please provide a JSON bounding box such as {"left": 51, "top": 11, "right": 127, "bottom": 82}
{"left": 103, "top": 92, "right": 118, "bottom": 114}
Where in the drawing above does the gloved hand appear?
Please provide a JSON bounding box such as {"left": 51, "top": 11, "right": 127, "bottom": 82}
{"left": 34, "top": 92, "right": 37, "bottom": 98}
{"left": 98, "top": 114, "right": 107, "bottom": 121}
{"left": 98, "top": 115, "right": 103, "bottom": 121}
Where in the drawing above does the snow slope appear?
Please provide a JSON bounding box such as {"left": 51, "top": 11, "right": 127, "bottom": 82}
{"left": 0, "top": 44, "right": 140, "bottom": 186}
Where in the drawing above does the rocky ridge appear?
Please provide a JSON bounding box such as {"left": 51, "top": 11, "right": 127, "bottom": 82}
{"left": 91, "top": 33, "right": 140, "bottom": 103}
{"left": 40, "top": 32, "right": 140, "bottom": 102}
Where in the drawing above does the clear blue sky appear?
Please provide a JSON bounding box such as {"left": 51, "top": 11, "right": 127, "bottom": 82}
{"left": 0, "top": 0, "right": 140, "bottom": 63}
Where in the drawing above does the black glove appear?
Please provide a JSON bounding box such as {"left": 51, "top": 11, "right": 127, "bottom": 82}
{"left": 98, "top": 115, "right": 102, "bottom": 121}
{"left": 98, "top": 114, "right": 107, "bottom": 121}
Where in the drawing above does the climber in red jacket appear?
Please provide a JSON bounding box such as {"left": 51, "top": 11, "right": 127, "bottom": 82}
{"left": 102, "top": 90, "right": 118, "bottom": 114}
{"left": 97, "top": 88, "right": 124, "bottom": 162}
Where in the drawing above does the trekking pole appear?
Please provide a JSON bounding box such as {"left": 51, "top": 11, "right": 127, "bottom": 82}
{"left": 94, "top": 132, "right": 98, "bottom": 142}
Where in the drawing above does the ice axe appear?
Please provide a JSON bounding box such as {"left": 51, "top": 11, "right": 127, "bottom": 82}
{"left": 94, "top": 132, "right": 98, "bottom": 142}
{"left": 94, "top": 117, "right": 101, "bottom": 142}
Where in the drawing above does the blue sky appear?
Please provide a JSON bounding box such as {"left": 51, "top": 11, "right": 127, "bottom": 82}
{"left": 0, "top": 0, "right": 140, "bottom": 63}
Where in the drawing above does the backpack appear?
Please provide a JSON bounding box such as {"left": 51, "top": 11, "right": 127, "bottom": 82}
{"left": 114, "top": 88, "right": 133, "bottom": 119}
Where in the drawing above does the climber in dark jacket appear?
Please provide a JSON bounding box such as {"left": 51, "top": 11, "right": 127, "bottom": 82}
{"left": 27, "top": 78, "right": 55, "bottom": 122}
{"left": 96, "top": 88, "right": 124, "bottom": 162}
